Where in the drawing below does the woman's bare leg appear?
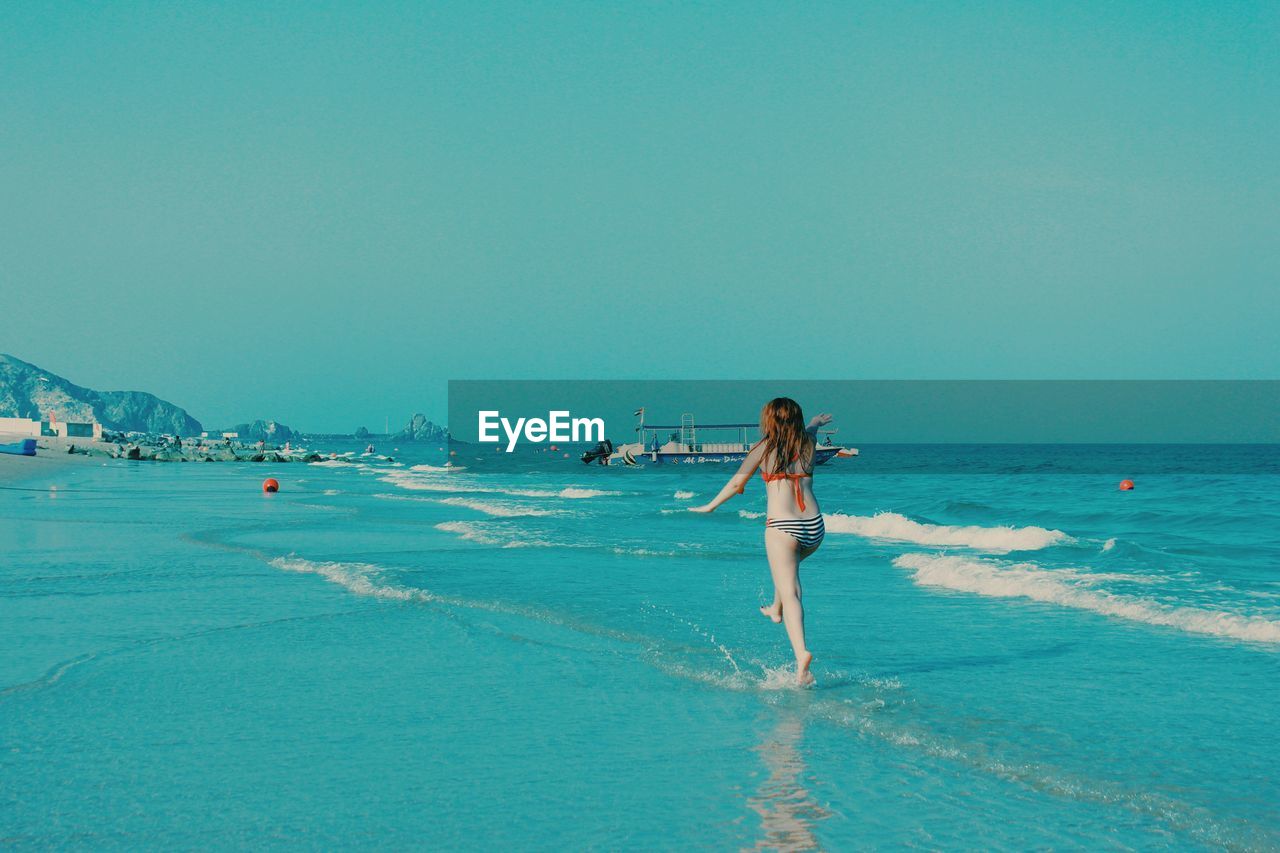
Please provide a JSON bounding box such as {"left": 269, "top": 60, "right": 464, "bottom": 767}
{"left": 760, "top": 590, "right": 783, "bottom": 623}
{"left": 765, "top": 529, "right": 815, "bottom": 684}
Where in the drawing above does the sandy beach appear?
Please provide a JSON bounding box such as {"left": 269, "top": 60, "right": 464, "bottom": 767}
{"left": 0, "top": 441, "right": 108, "bottom": 485}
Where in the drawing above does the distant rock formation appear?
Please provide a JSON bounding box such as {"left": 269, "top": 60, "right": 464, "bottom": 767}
{"left": 392, "top": 414, "right": 449, "bottom": 443}
{"left": 0, "top": 353, "right": 203, "bottom": 436}
{"left": 230, "top": 419, "right": 294, "bottom": 443}
{"left": 354, "top": 426, "right": 371, "bottom": 439}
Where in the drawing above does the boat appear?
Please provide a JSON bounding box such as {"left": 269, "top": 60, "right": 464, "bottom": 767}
{"left": 592, "top": 411, "right": 857, "bottom": 466}
{"left": 0, "top": 438, "right": 37, "bottom": 456}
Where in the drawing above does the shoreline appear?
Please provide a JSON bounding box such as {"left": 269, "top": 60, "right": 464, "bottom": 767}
{"left": 0, "top": 435, "right": 329, "bottom": 487}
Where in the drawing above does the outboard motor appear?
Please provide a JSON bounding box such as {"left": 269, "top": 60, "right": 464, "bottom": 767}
{"left": 580, "top": 439, "right": 614, "bottom": 465}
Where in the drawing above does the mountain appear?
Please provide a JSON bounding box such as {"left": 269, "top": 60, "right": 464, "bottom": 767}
{"left": 391, "top": 414, "right": 449, "bottom": 443}
{"left": 0, "top": 354, "right": 203, "bottom": 436}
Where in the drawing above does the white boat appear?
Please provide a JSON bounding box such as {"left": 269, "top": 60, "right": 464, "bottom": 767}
{"left": 582, "top": 410, "right": 857, "bottom": 466}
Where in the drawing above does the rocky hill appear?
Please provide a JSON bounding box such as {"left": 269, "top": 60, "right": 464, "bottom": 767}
{"left": 229, "top": 419, "right": 294, "bottom": 443}
{"left": 391, "top": 414, "right": 450, "bottom": 443}
{"left": 0, "top": 354, "right": 203, "bottom": 436}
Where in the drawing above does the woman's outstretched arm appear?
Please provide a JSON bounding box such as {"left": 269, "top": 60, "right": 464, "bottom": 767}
{"left": 806, "top": 413, "right": 833, "bottom": 436}
{"left": 688, "top": 442, "right": 766, "bottom": 513}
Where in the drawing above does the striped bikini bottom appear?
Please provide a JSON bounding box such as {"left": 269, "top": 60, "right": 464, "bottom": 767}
{"left": 765, "top": 515, "right": 826, "bottom": 549}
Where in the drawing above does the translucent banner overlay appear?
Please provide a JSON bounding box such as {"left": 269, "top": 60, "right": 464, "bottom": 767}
{"left": 448, "top": 380, "right": 1279, "bottom": 474}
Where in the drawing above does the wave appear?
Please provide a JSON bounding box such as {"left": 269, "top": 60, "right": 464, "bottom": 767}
{"left": 270, "top": 556, "right": 432, "bottom": 602}
{"left": 373, "top": 492, "right": 433, "bottom": 503}
{"left": 738, "top": 510, "right": 765, "bottom": 520}
{"left": 674, "top": 490, "right": 696, "bottom": 500}
{"left": 491, "top": 486, "right": 621, "bottom": 499}
{"left": 436, "top": 497, "right": 558, "bottom": 517}
{"left": 378, "top": 470, "right": 618, "bottom": 500}
{"left": 893, "top": 553, "right": 1280, "bottom": 645}
{"left": 434, "top": 521, "right": 503, "bottom": 545}
{"left": 552, "top": 487, "right": 618, "bottom": 499}
{"left": 612, "top": 546, "right": 681, "bottom": 557}
{"left": 825, "top": 511, "right": 1070, "bottom": 553}
{"left": 433, "top": 521, "right": 562, "bottom": 549}
{"left": 377, "top": 473, "right": 465, "bottom": 493}
{"left": 410, "top": 463, "right": 466, "bottom": 472}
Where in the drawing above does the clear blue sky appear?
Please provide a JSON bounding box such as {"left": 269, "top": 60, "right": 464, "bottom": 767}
{"left": 2, "top": 1, "right": 1276, "bottom": 432}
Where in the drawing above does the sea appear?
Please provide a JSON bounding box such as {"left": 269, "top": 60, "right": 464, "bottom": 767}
{"left": 3, "top": 442, "right": 1278, "bottom": 850}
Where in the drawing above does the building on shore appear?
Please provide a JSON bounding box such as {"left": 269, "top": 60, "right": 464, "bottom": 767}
{"left": 52, "top": 421, "right": 103, "bottom": 439}
{"left": 12, "top": 417, "right": 104, "bottom": 439}
{"left": 0, "top": 417, "right": 41, "bottom": 438}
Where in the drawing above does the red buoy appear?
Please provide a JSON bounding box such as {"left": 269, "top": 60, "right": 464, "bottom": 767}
{"left": 263, "top": 478, "right": 280, "bottom": 493}
{"left": 1119, "top": 479, "right": 1134, "bottom": 491}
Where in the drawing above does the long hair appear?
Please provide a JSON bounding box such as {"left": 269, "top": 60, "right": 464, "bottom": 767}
{"left": 759, "top": 397, "right": 813, "bottom": 475}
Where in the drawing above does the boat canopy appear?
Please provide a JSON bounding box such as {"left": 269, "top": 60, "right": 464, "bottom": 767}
{"left": 638, "top": 423, "right": 756, "bottom": 430}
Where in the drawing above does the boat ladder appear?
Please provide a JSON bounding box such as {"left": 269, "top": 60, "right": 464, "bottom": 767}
{"left": 680, "top": 413, "right": 696, "bottom": 451}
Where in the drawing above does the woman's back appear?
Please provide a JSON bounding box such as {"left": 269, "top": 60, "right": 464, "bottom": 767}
{"left": 760, "top": 447, "right": 819, "bottom": 519}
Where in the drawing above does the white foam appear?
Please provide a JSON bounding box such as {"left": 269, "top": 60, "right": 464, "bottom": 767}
{"left": 373, "top": 492, "right": 432, "bottom": 503}
{"left": 825, "top": 511, "right": 1070, "bottom": 553}
{"left": 552, "top": 487, "right": 618, "bottom": 499}
{"left": 436, "top": 496, "right": 557, "bottom": 517}
{"left": 478, "top": 485, "right": 620, "bottom": 499}
{"left": 378, "top": 470, "right": 618, "bottom": 500}
{"left": 434, "top": 520, "right": 502, "bottom": 545}
{"left": 893, "top": 553, "right": 1280, "bottom": 645}
{"left": 378, "top": 473, "right": 463, "bottom": 493}
{"left": 270, "top": 556, "right": 431, "bottom": 602}
{"left": 674, "top": 490, "right": 696, "bottom": 500}
{"left": 410, "top": 463, "right": 466, "bottom": 472}
{"left": 1102, "top": 538, "right": 1116, "bottom": 551}
{"left": 612, "top": 546, "right": 680, "bottom": 557}
{"left": 433, "top": 521, "right": 559, "bottom": 549}
{"left": 738, "top": 510, "right": 765, "bottom": 520}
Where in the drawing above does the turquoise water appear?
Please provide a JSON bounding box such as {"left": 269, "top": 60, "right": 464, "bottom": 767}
{"left": 3, "top": 445, "right": 1279, "bottom": 849}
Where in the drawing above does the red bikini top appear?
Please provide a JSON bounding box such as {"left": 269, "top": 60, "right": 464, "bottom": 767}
{"left": 761, "top": 470, "right": 811, "bottom": 512}
{"left": 739, "top": 451, "right": 811, "bottom": 511}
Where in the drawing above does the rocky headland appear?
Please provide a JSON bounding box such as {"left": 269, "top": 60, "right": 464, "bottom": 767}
{"left": 1, "top": 353, "right": 202, "bottom": 435}
{"left": 391, "top": 414, "right": 450, "bottom": 443}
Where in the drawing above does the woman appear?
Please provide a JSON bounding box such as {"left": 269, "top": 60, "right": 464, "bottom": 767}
{"left": 690, "top": 399, "right": 832, "bottom": 685}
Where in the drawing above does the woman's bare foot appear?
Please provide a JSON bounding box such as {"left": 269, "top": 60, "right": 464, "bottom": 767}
{"left": 796, "top": 650, "right": 815, "bottom": 686}
{"left": 759, "top": 603, "right": 783, "bottom": 623}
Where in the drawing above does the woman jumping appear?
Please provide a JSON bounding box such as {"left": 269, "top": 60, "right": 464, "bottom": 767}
{"left": 689, "top": 398, "right": 831, "bottom": 685}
